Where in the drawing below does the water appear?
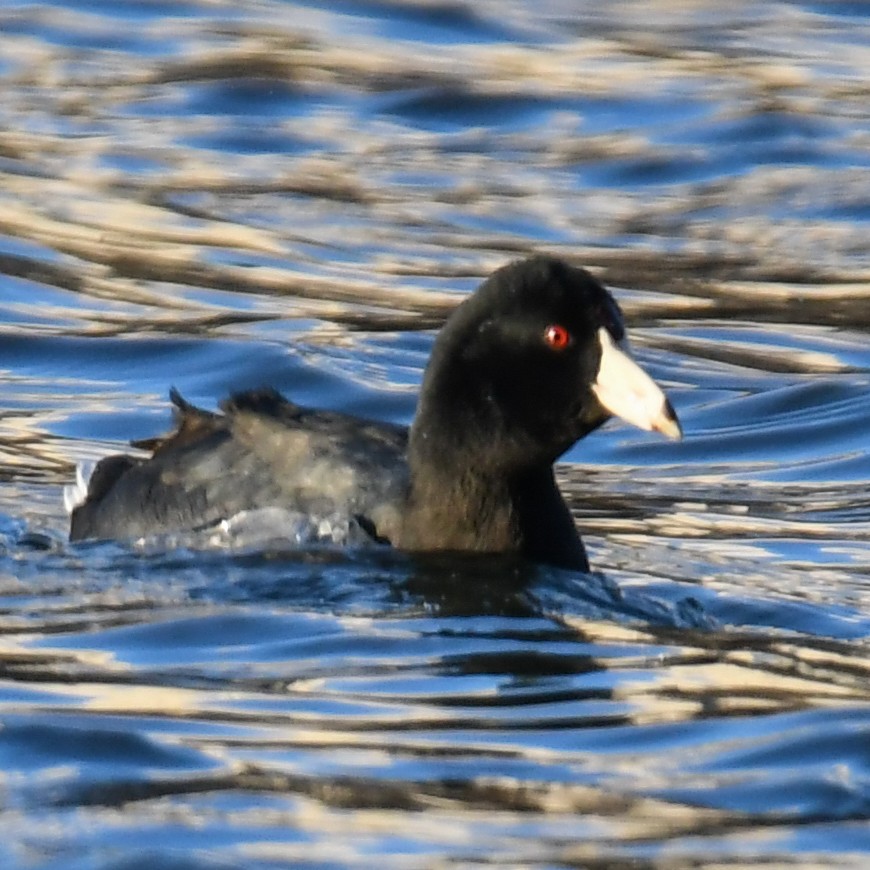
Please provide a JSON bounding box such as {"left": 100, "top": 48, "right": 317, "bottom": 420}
{"left": 1, "top": 0, "right": 869, "bottom": 866}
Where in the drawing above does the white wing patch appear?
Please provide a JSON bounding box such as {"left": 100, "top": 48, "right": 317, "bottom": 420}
{"left": 63, "top": 461, "right": 97, "bottom": 515}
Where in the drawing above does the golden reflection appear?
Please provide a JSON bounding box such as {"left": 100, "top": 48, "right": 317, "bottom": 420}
{"left": 1, "top": 2, "right": 869, "bottom": 864}
{"left": 572, "top": 618, "right": 870, "bottom": 721}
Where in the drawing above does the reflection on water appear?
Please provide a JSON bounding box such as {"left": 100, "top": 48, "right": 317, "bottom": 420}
{"left": 1, "top": 0, "right": 869, "bottom": 867}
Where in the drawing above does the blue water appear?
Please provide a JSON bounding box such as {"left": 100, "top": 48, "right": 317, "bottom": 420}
{"left": 1, "top": 1, "right": 869, "bottom": 867}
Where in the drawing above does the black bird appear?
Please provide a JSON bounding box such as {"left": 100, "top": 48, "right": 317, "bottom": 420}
{"left": 67, "top": 256, "right": 681, "bottom": 570}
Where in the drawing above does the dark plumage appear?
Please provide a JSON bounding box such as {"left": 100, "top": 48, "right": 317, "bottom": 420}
{"left": 68, "top": 256, "right": 681, "bottom": 570}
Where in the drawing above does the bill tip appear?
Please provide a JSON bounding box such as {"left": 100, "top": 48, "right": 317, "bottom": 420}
{"left": 654, "top": 399, "right": 682, "bottom": 440}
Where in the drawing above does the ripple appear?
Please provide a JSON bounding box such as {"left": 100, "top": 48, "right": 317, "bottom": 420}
{"left": 1, "top": 0, "right": 870, "bottom": 866}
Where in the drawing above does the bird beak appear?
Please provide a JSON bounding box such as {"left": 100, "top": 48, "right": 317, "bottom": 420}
{"left": 591, "top": 327, "right": 682, "bottom": 440}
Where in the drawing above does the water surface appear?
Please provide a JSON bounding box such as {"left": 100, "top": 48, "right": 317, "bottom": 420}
{"left": 1, "top": 1, "right": 869, "bottom": 867}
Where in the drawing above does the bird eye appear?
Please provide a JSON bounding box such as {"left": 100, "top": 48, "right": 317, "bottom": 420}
{"left": 543, "top": 324, "right": 572, "bottom": 351}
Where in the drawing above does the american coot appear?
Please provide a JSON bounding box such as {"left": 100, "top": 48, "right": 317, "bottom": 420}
{"left": 67, "top": 256, "right": 681, "bottom": 571}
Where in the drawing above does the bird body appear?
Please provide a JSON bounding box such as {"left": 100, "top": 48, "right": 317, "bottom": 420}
{"left": 68, "top": 256, "right": 681, "bottom": 571}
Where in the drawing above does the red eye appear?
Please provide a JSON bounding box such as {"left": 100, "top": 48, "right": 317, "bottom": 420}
{"left": 543, "top": 324, "right": 571, "bottom": 350}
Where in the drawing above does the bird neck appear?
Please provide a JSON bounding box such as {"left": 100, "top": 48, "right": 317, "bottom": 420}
{"left": 401, "top": 429, "right": 588, "bottom": 571}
